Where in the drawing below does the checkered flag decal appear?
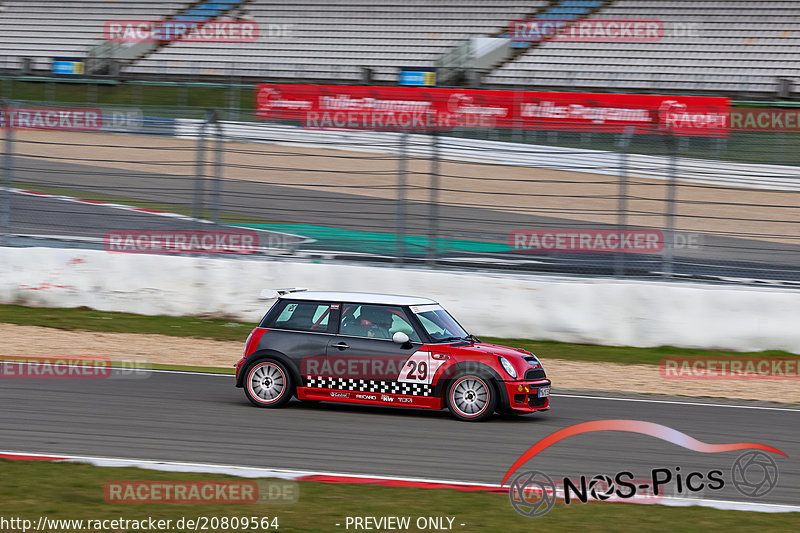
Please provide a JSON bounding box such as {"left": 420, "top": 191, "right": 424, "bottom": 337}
{"left": 305, "top": 376, "right": 431, "bottom": 397}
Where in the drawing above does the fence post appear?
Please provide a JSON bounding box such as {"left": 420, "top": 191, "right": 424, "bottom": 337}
{"left": 0, "top": 99, "right": 14, "bottom": 247}
{"left": 395, "top": 132, "right": 408, "bottom": 263}
{"left": 193, "top": 114, "right": 209, "bottom": 221}
{"left": 662, "top": 133, "right": 680, "bottom": 278}
{"left": 209, "top": 109, "right": 224, "bottom": 224}
{"left": 428, "top": 130, "right": 440, "bottom": 264}
{"left": 615, "top": 126, "right": 634, "bottom": 277}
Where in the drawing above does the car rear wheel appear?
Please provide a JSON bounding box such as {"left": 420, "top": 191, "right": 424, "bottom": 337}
{"left": 245, "top": 360, "right": 293, "bottom": 408}
{"left": 446, "top": 375, "right": 496, "bottom": 422}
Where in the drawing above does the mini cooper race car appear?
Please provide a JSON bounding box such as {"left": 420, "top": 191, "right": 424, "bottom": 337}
{"left": 235, "top": 289, "right": 550, "bottom": 421}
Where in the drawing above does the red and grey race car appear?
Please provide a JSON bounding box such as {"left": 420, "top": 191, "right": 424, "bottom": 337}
{"left": 234, "top": 289, "right": 550, "bottom": 421}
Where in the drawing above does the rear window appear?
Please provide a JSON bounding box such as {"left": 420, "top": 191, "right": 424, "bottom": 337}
{"left": 266, "top": 300, "right": 332, "bottom": 333}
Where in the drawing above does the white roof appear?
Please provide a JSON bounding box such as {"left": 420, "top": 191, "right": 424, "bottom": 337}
{"left": 280, "top": 291, "right": 437, "bottom": 306}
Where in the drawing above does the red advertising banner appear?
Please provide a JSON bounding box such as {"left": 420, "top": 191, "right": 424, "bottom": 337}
{"left": 255, "top": 85, "right": 729, "bottom": 136}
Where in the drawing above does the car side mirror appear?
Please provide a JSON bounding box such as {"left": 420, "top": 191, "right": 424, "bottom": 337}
{"left": 392, "top": 331, "right": 410, "bottom": 345}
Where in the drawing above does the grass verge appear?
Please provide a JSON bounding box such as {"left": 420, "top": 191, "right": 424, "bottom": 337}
{"left": 1, "top": 304, "right": 798, "bottom": 368}
{"left": 1, "top": 460, "right": 797, "bottom": 533}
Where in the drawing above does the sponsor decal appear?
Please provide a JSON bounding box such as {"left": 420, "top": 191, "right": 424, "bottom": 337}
{"left": 1, "top": 107, "right": 103, "bottom": 131}
{"left": 660, "top": 357, "right": 800, "bottom": 380}
{"left": 104, "top": 230, "right": 259, "bottom": 255}
{"left": 354, "top": 393, "right": 378, "bottom": 400}
{"left": 510, "top": 19, "right": 664, "bottom": 43}
{"left": 104, "top": 20, "right": 259, "bottom": 43}
{"left": 255, "top": 85, "right": 729, "bottom": 136}
{"left": 330, "top": 392, "right": 350, "bottom": 398}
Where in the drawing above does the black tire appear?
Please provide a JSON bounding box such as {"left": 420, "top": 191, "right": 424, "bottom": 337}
{"left": 445, "top": 374, "right": 497, "bottom": 422}
{"left": 244, "top": 360, "right": 293, "bottom": 408}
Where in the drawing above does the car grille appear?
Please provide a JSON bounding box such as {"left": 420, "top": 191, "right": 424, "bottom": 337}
{"left": 525, "top": 368, "right": 547, "bottom": 380}
{"left": 528, "top": 395, "right": 548, "bottom": 408}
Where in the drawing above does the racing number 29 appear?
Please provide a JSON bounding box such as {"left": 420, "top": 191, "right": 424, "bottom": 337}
{"left": 406, "top": 360, "right": 428, "bottom": 380}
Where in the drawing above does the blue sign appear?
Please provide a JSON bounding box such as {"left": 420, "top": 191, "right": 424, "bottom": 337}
{"left": 52, "top": 57, "right": 85, "bottom": 77}
{"left": 399, "top": 68, "right": 436, "bottom": 87}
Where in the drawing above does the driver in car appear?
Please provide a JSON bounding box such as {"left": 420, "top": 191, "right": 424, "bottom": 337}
{"left": 358, "top": 307, "right": 393, "bottom": 339}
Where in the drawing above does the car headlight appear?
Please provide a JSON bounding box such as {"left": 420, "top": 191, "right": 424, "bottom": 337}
{"left": 499, "top": 356, "right": 517, "bottom": 379}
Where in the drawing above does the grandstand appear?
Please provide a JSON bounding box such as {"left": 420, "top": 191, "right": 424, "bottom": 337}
{"left": 0, "top": 0, "right": 797, "bottom": 96}
{"left": 485, "top": 0, "right": 800, "bottom": 94}
{"left": 0, "top": 1, "right": 187, "bottom": 70}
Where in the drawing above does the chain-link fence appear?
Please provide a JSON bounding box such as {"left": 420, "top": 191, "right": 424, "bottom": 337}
{"left": 1, "top": 99, "right": 799, "bottom": 284}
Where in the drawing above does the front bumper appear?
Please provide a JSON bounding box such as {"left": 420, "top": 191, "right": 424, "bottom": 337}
{"left": 502, "top": 379, "right": 551, "bottom": 413}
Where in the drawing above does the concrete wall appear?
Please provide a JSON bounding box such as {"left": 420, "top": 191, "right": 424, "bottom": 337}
{"left": 1, "top": 247, "right": 799, "bottom": 353}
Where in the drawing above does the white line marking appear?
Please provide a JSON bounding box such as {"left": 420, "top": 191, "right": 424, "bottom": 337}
{"left": 2, "top": 450, "right": 799, "bottom": 514}
{"left": 4, "top": 187, "right": 312, "bottom": 244}
{"left": 0, "top": 450, "right": 494, "bottom": 485}
{"left": 4, "top": 361, "right": 797, "bottom": 410}
{"left": 0, "top": 361, "right": 233, "bottom": 377}
{"left": 552, "top": 393, "right": 800, "bottom": 413}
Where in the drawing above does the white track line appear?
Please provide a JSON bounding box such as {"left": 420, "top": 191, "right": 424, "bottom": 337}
{"left": 2, "top": 451, "right": 798, "bottom": 514}
{"left": 4, "top": 361, "right": 798, "bottom": 411}
{"left": 0, "top": 361, "right": 232, "bottom": 378}
{"left": 552, "top": 393, "right": 800, "bottom": 413}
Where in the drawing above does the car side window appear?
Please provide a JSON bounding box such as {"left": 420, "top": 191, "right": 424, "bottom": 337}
{"left": 340, "top": 304, "right": 421, "bottom": 342}
{"left": 270, "top": 301, "right": 331, "bottom": 332}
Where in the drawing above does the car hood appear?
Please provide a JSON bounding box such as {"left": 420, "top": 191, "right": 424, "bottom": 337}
{"left": 452, "top": 342, "right": 534, "bottom": 361}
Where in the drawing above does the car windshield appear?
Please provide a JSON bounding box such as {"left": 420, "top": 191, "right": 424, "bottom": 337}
{"left": 410, "top": 304, "right": 469, "bottom": 342}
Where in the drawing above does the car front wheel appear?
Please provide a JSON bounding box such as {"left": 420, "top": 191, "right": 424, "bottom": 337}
{"left": 244, "top": 360, "right": 293, "bottom": 408}
{"left": 446, "top": 375, "right": 497, "bottom": 422}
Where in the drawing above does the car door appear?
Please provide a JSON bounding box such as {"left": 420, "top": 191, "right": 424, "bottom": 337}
{"left": 319, "top": 303, "right": 425, "bottom": 399}
{"left": 262, "top": 299, "right": 337, "bottom": 382}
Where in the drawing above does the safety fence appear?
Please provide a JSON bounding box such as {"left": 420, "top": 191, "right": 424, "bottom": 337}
{"left": 1, "top": 99, "right": 799, "bottom": 284}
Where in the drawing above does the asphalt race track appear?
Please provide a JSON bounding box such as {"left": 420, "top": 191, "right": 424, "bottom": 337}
{"left": 1, "top": 369, "right": 798, "bottom": 508}
{"left": 9, "top": 156, "right": 800, "bottom": 282}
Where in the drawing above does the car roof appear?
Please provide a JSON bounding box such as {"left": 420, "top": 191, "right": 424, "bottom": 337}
{"left": 280, "top": 291, "right": 438, "bottom": 306}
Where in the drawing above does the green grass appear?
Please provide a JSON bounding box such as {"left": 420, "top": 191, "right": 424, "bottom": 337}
{"left": 1, "top": 460, "right": 797, "bottom": 532}
{"left": 479, "top": 337, "right": 800, "bottom": 366}
{"left": 1, "top": 79, "right": 255, "bottom": 113}
{"left": 0, "top": 304, "right": 253, "bottom": 342}
{"left": 2, "top": 304, "right": 798, "bottom": 368}
{"left": 149, "top": 362, "right": 235, "bottom": 374}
